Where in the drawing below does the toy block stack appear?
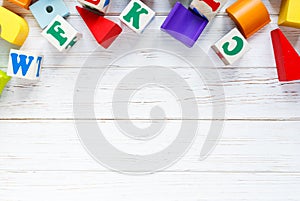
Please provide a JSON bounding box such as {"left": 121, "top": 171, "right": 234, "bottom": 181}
{"left": 160, "top": 0, "right": 228, "bottom": 47}
{"left": 77, "top": 0, "right": 122, "bottom": 48}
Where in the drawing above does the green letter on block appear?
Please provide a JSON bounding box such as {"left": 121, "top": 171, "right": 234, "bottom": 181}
{"left": 123, "top": 2, "right": 148, "bottom": 30}
{"left": 222, "top": 36, "right": 244, "bottom": 56}
{"left": 47, "top": 21, "right": 68, "bottom": 46}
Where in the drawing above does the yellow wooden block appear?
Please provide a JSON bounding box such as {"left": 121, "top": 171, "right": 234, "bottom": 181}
{"left": 0, "top": 6, "right": 29, "bottom": 46}
{"left": 278, "top": 0, "right": 300, "bottom": 29}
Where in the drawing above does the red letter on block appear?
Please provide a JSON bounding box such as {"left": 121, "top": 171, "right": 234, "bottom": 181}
{"left": 76, "top": 6, "right": 122, "bottom": 49}
{"left": 85, "top": 0, "right": 100, "bottom": 5}
{"left": 203, "top": 0, "right": 221, "bottom": 11}
{"left": 271, "top": 28, "right": 300, "bottom": 82}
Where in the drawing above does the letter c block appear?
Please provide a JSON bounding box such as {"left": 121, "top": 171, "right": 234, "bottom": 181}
{"left": 212, "top": 28, "right": 250, "bottom": 65}
{"left": 226, "top": 0, "right": 270, "bottom": 38}
{"left": 0, "top": 6, "right": 29, "bottom": 46}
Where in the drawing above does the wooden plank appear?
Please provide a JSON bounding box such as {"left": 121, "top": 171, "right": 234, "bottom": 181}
{"left": 1, "top": 66, "right": 300, "bottom": 119}
{"left": 1, "top": 120, "right": 300, "bottom": 172}
{"left": 1, "top": 171, "right": 300, "bottom": 201}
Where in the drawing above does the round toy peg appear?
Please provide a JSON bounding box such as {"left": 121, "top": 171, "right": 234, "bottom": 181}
{"left": 0, "top": 70, "right": 11, "bottom": 95}
{"left": 226, "top": 0, "right": 271, "bottom": 38}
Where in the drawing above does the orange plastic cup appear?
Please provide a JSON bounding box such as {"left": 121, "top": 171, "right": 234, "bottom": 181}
{"left": 226, "top": 0, "right": 271, "bottom": 38}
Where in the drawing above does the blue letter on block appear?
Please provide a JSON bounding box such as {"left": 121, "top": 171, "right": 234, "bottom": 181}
{"left": 10, "top": 53, "right": 34, "bottom": 76}
{"left": 35, "top": 56, "right": 43, "bottom": 77}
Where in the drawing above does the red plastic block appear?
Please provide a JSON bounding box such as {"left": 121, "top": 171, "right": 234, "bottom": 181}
{"left": 271, "top": 28, "right": 300, "bottom": 82}
{"left": 76, "top": 6, "right": 122, "bottom": 48}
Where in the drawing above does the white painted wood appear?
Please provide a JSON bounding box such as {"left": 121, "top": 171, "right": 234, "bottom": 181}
{"left": 1, "top": 120, "right": 300, "bottom": 172}
{"left": 1, "top": 0, "right": 300, "bottom": 200}
{"left": 1, "top": 66, "right": 300, "bottom": 119}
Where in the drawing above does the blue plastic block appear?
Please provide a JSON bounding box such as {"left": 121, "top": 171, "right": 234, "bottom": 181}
{"left": 30, "top": 0, "right": 70, "bottom": 29}
{"left": 161, "top": 2, "right": 208, "bottom": 47}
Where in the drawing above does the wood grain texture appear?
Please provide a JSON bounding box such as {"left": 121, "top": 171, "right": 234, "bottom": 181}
{"left": 1, "top": 0, "right": 300, "bottom": 200}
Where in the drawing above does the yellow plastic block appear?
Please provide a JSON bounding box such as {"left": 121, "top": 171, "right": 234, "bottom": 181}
{"left": 8, "top": 0, "right": 32, "bottom": 9}
{"left": 0, "top": 6, "right": 29, "bottom": 46}
{"left": 278, "top": 0, "right": 300, "bottom": 29}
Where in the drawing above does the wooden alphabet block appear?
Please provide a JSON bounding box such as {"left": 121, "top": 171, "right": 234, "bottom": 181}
{"left": 42, "top": 15, "right": 82, "bottom": 52}
{"left": 226, "top": 0, "right": 270, "bottom": 38}
{"left": 77, "top": 0, "right": 110, "bottom": 14}
{"left": 271, "top": 28, "right": 300, "bottom": 82}
{"left": 278, "top": 0, "right": 300, "bottom": 29}
{"left": 8, "top": 0, "right": 32, "bottom": 9}
{"left": 212, "top": 28, "right": 250, "bottom": 65}
{"left": 7, "top": 49, "right": 43, "bottom": 80}
{"left": 119, "top": 0, "right": 155, "bottom": 33}
{"left": 76, "top": 6, "right": 122, "bottom": 48}
{"left": 30, "top": 0, "right": 70, "bottom": 29}
{"left": 161, "top": 2, "right": 208, "bottom": 47}
{"left": 0, "top": 6, "right": 29, "bottom": 46}
{"left": 189, "top": 0, "right": 227, "bottom": 21}
{"left": 0, "top": 70, "right": 11, "bottom": 96}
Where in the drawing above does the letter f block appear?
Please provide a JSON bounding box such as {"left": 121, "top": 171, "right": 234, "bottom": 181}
{"left": 119, "top": 0, "right": 155, "bottom": 33}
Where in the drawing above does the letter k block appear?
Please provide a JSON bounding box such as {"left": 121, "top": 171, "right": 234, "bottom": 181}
{"left": 119, "top": 0, "right": 155, "bottom": 33}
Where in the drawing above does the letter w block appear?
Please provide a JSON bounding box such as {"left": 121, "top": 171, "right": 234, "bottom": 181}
{"left": 7, "top": 49, "right": 44, "bottom": 80}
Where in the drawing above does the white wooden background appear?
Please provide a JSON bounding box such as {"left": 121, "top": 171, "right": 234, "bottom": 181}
{"left": 1, "top": 0, "right": 300, "bottom": 200}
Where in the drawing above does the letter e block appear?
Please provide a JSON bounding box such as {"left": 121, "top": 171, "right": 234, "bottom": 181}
{"left": 119, "top": 0, "right": 155, "bottom": 33}
{"left": 212, "top": 28, "right": 250, "bottom": 65}
{"left": 7, "top": 49, "right": 43, "bottom": 80}
{"left": 42, "top": 15, "right": 82, "bottom": 52}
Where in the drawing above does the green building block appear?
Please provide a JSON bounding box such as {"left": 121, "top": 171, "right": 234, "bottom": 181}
{"left": 0, "top": 70, "right": 11, "bottom": 95}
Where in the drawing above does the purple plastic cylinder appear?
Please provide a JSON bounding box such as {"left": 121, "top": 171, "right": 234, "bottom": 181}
{"left": 161, "top": 2, "right": 208, "bottom": 47}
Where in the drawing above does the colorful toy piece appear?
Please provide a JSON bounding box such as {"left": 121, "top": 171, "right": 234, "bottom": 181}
{"left": 161, "top": 2, "right": 208, "bottom": 47}
{"left": 42, "top": 15, "right": 82, "bottom": 52}
{"left": 77, "top": 0, "right": 110, "bottom": 14}
{"left": 7, "top": 49, "right": 43, "bottom": 80}
{"left": 226, "top": 0, "right": 270, "bottom": 38}
{"left": 278, "top": 0, "right": 300, "bottom": 29}
{"left": 119, "top": 0, "right": 155, "bottom": 33}
{"left": 271, "top": 28, "right": 300, "bottom": 82}
{"left": 76, "top": 6, "right": 122, "bottom": 49}
{"left": 8, "top": 0, "right": 32, "bottom": 9}
{"left": 0, "top": 6, "right": 29, "bottom": 46}
{"left": 212, "top": 28, "right": 250, "bottom": 65}
{"left": 30, "top": 0, "right": 70, "bottom": 29}
{"left": 189, "top": 0, "right": 227, "bottom": 21}
{"left": 0, "top": 70, "right": 11, "bottom": 96}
